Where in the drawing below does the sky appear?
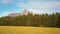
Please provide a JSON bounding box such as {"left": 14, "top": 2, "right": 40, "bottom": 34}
{"left": 0, "top": 0, "right": 60, "bottom": 17}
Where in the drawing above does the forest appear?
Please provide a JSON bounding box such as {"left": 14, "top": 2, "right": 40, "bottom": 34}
{"left": 0, "top": 12, "right": 60, "bottom": 28}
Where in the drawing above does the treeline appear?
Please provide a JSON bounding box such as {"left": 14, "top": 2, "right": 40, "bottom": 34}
{"left": 0, "top": 12, "right": 60, "bottom": 27}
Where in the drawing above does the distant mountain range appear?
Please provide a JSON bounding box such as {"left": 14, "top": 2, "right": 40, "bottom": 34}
{"left": 8, "top": 10, "right": 34, "bottom": 17}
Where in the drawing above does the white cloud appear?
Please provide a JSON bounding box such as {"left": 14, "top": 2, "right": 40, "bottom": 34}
{"left": 0, "top": 0, "right": 60, "bottom": 14}
{"left": 16, "top": 1, "right": 60, "bottom": 13}
{"left": 0, "top": 0, "right": 13, "bottom": 4}
{"left": 28, "top": 1, "right": 60, "bottom": 8}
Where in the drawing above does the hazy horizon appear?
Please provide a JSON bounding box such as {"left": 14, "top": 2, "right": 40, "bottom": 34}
{"left": 0, "top": 0, "right": 60, "bottom": 17}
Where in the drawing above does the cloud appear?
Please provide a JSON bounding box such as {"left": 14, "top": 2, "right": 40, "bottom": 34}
{"left": 0, "top": 0, "right": 60, "bottom": 14}
{"left": 28, "top": 1, "right": 60, "bottom": 10}
{"left": 16, "top": 0, "right": 60, "bottom": 13}
{"left": 0, "top": 0, "right": 13, "bottom": 4}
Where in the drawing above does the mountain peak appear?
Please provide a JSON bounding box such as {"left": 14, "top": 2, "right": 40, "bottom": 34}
{"left": 22, "top": 9, "right": 33, "bottom": 14}
{"left": 8, "top": 9, "right": 33, "bottom": 17}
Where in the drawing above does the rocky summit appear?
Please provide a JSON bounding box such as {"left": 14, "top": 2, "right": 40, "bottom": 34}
{"left": 8, "top": 10, "right": 33, "bottom": 17}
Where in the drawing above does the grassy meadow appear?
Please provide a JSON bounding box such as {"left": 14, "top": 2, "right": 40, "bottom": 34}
{"left": 0, "top": 26, "right": 60, "bottom": 34}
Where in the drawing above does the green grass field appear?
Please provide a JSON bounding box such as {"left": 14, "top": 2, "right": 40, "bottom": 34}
{"left": 0, "top": 26, "right": 60, "bottom": 34}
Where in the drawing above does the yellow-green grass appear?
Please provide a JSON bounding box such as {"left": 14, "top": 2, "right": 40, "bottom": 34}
{"left": 0, "top": 26, "right": 60, "bottom": 34}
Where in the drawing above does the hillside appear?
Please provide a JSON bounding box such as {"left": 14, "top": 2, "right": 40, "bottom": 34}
{"left": 0, "top": 12, "right": 60, "bottom": 27}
